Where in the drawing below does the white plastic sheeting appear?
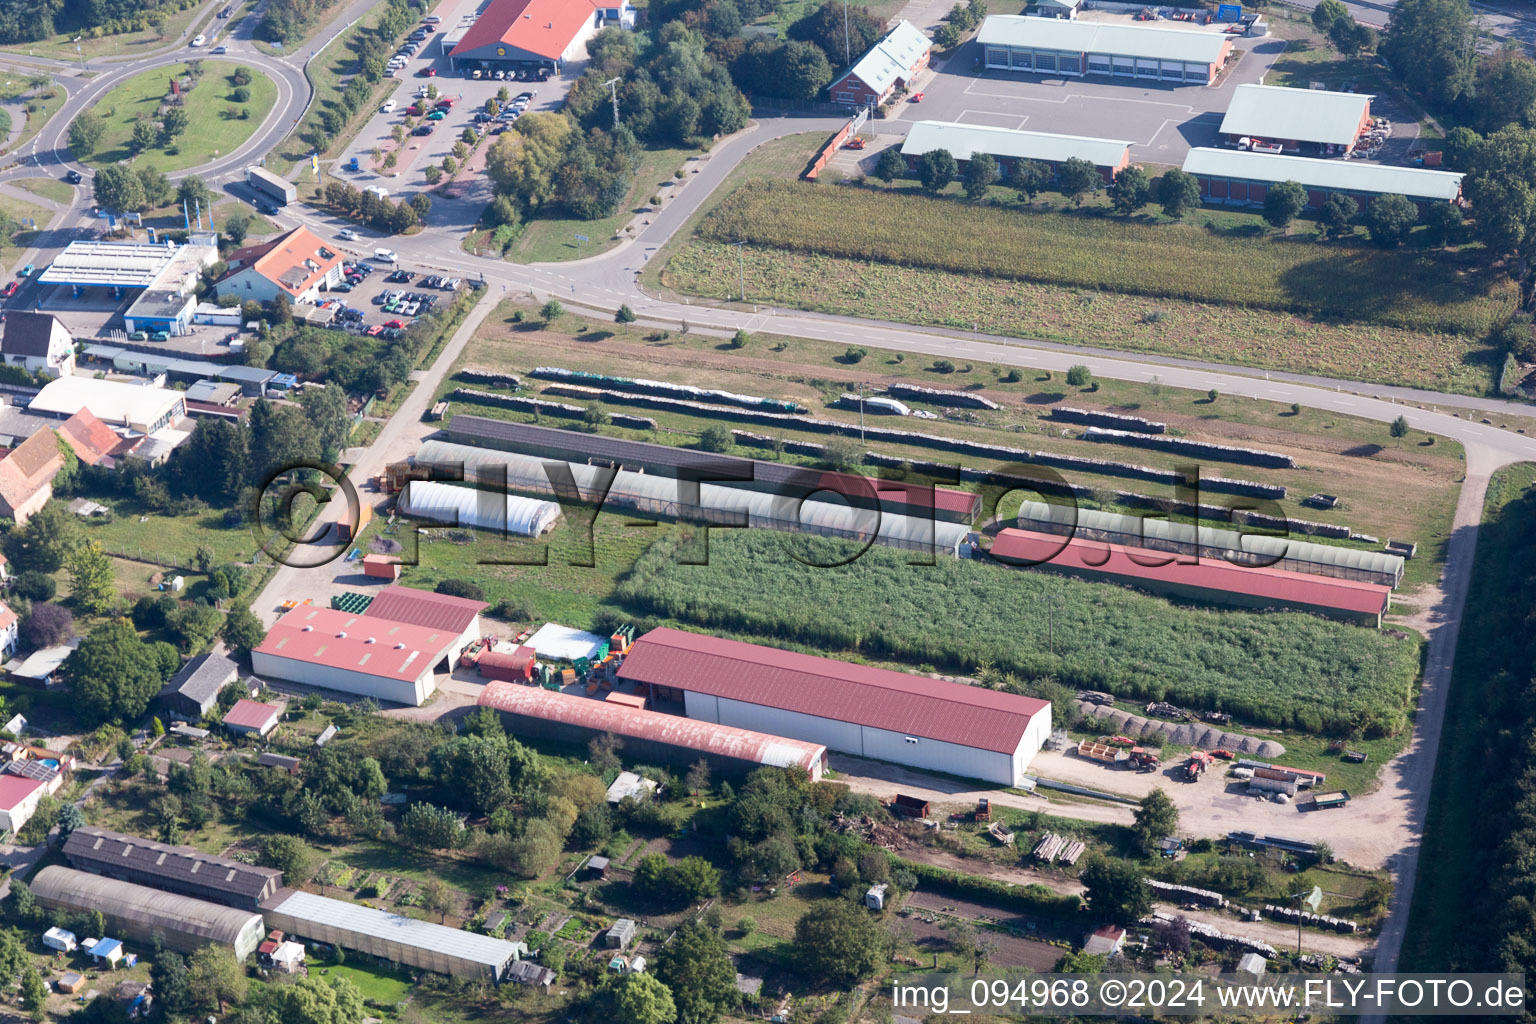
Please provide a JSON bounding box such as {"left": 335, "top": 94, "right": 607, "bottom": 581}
{"left": 414, "top": 440, "right": 970, "bottom": 554}
{"left": 525, "top": 623, "right": 609, "bottom": 662}
{"left": 399, "top": 480, "right": 562, "bottom": 536}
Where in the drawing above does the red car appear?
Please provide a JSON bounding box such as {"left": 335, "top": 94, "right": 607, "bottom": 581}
{"left": 365, "top": 325, "right": 385, "bottom": 337}
{"left": 909, "top": 92, "right": 924, "bottom": 102}
{"left": 406, "top": 105, "right": 423, "bottom": 116}
{"left": 384, "top": 319, "right": 404, "bottom": 329}
{"left": 2, "top": 281, "right": 18, "bottom": 298}
{"left": 436, "top": 97, "right": 454, "bottom": 108}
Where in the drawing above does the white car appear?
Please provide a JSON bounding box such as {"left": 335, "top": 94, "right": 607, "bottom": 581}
{"left": 192, "top": 33, "right": 205, "bottom": 46}
{"left": 374, "top": 248, "right": 398, "bottom": 263}
{"left": 337, "top": 228, "right": 358, "bottom": 240}
{"left": 424, "top": 14, "right": 441, "bottom": 22}
{"left": 381, "top": 100, "right": 396, "bottom": 113}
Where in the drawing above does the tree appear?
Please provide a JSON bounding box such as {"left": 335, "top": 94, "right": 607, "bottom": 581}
{"left": 420, "top": 877, "right": 454, "bottom": 923}
{"left": 1262, "top": 180, "right": 1308, "bottom": 229}
{"left": 1366, "top": 193, "right": 1417, "bottom": 246}
{"left": 56, "top": 802, "right": 85, "bottom": 840}
{"left": 18, "top": 964, "right": 44, "bottom": 1018}
{"left": 2, "top": 880, "right": 36, "bottom": 925}
{"left": 162, "top": 106, "right": 190, "bottom": 141}
{"left": 1157, "top": 168, "right": 1201, "bottom": 219}
{"left": 1081, "top": 857, "right": 1152, "bottom": 923}
{"left": 68, "top": 112, "right": 105, "bottom": 158}
{"left": 11, "top": 571, "right": 53, "bottom": 603}
{"left": 23, "top": 603, "right": 72, "bottom": 649}
{"left": 540, "top": 299, "right": 564, "bottom": 323}
{"left": 1380, "top": 0, "right": 1476, "bottom": 108}
{"left": 66, "top": 540, "right": 115, "bottom": 615}
{"left": 1474, "top": 51, "right": 1536, "bottom": 133}
{"left": 1107, "top": 165, "right": 1151, "bottom": 215}
{"left": 780, "top": 39, "right": 833, "bottom": 99}
{"left": 1008, "top": 158, "right": 1051, "bottom": 202}
{"left": 130, "top": 118, "right": 159, "bottom": 154}
{"left": 875, "top": 147, "right": 906, "bottom": 183}
{"left": 225, "top": 210, "right": 251, "bottom": 247}
{"left": 1065, "top": 364, "right": 1092, "bottom": 387}
{"left": 795, "top": 899, "right": 885, "bottom": 983}
{"left": 259, "top": 834, "right": 317, "bottom": 885}
{"left": 222, "top": 606, "right": 267, "bottom": 658}
{"left": 686, "top": 759, "right": 712, "bottom": 795}
{"left": 5, "top": 501, "right": 78, "bottom": 573}
{"left": 1391, "top": 414, "right": 1410, "bottom": 444}
{"left": 266, "top": 975, "right": 365, "bottom": 1024}
{"left": 1424, "top": 201, "right": 1463, "bottom": 247}
{"left": 963, "top": 152, "right": 999, "bottom": 200}
{"left": 610, "top": 972, "right": 677, "bottom": 1024}
{"left": 945, "top": 919, "right": 996, "bottom": 974}
{"left": 432, "top": 734, "right": 512, "bottom": 815}
{"left": 669, "top": 855, "right": 721, "bottom": 903}
{"left": 654, "top": 921, "right": 738, "bottom": 1024}
{"left": 1463, "top": 125, "right": 1536, "bottom": 278}
{"left": 1311, "top": 0, "right": 1350, "bottom": 31}
{"left": 153, "top": 952, "right": 193, "bottom": 1018}
{"left": 1055, "top": 157, "right": 1099, "bottom": 206}
{"left": 93, "top": 164, "right": 146, "bottom": 215}
{"left": 697, "top": 425, "right": 733, "bottom": 453}
{"left": 918, "top": 148, "right": 957, "bottom": 193}
{"left": 788, "top": 0, "right": 884, "bottom": 66}
{"left": 615, "top": 303, "right": 637, "bottom": 323}
{"left": 1321, "top": 192, "right": 1359, "bottom": 237}
{"left": 1132, "top": 788, "right": 1180, "bottom": 856}
{"left": 401, "top": 802, "right": 464, "bottom": 849}
{"left": 188, "top": 946, "right": 248, "bottom": 1012}
{"left": 63, "top": 620, "right": 167, "bottom": 726}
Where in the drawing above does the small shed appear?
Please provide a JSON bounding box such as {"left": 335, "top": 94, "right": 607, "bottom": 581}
{"left": 1237, "top": 952, "right": 1267, "bottom": 979}
{"left": 606, "top": 772, "right": 657, "bottom": 804}
{"left": 55, "top": 972, "right": 86, "bottom": 994}
{"left": 507, "top": 960, "right": 555, "bottom": 988}
{"left": 1083, "top": 924, "right": 1125, "bottom": 957}
{"left": 315, "top": 723, "right": 338, "bottom": 747}
{"left": 362, "top": 554, "right": 403, "bottom": 580}
{"left": 43, "top": 926, "right": 77, "bottom": 953}
{"left": 478, "top": 646, "right": 536, "bottom": 683}
{"left": 865, "top": 883, "right": 890, "bottom": 910}
{"left": 257, "top": 752, "right": 301, "bottom": 774}
{"left": 1248, "top": 767, "right": 1299, "bottom": 796}
{"left": 629, "top": 954, "right": 647, "bottom": 973}
{"left": 605, "top": 691, "right": 647, "bottom": 710}
{"left": 87, "top": 937, "right": 124, "bottom": 967}
{"left": 606, "top": 918, "right": 637, "bottom": 949}
{"left": 585, "top": 855, "right": 611, "bottom": 879}
{"left": 222, "top": 699, "right": 282, "bottom": 738}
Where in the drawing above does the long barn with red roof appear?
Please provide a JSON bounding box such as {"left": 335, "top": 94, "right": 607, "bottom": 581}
{"left": 616, "top": 628, "right": 1051, "bottom": 786}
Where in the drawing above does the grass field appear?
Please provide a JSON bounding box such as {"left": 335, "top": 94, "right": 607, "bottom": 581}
{"left": 314, "top": 962, "right": 413, "bottom": 1005}
{"left": 506, "top": 147, "right": 696, "bottom": 263}
{"left": 1400, "top": 462, "right": 1536, "bottom": 972}
{"left": 616, "top": 530, "right": 1422, "bottom": 736}
{"left": 0, "top": 1, "right": 207, "bottom": 61}
{"left": 10, "top": 177, "right": 74, "bottom": 205}
{"left": 85, "top": 61, "right": 278, "bottom": 174}
{"left": 0, "top": 192, "right": 51, "bottom": 265}
{"left": 700, "top": 181, "right": 1512, "bottom": 338}
{"left": 0, "top": 84, "right": 65, "bottom": 160}
{"left": 80, "top": 500, "right": 267, "bottom": 569}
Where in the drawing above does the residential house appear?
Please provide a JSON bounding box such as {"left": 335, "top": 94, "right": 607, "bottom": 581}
{"left": 829, "top": 21, "right": 931, "bottom": 107}
{"left": 215, "top": 227, "right": 347, "bottom": 305}
{"left": 0, "top": 600, "right": 17, "bottom": 658}
{"left": 0, "top": 428, "right": 64, "bottom": 524}
{"left": 0, "top": 774, "right": 48, "bottom": 833}
{"left": 222, "top": 699, "right": 282, "bottom": 738}
{"left": 1, "top": 312, "right": 75, "bottom": 378}
{"left": 159, "top": 651, "right": 239, "bottom": 719}
{"left": 57, "top": 409, "right": 123, "bottom": 469}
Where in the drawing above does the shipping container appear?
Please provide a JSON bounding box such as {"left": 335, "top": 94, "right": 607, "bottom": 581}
{"left": 478, "top": 647, "right": 537, "bottom": 683}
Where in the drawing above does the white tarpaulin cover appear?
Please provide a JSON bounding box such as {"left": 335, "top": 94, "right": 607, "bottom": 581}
{"left": 526, "top": 623, "right": 608, "bottom": 662}
{"left": 399, "top": 481, "right": 561, "bottom": 536}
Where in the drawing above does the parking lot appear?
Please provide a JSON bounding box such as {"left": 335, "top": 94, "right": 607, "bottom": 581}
{"left": 887, "top": 31, "right": 1290, "bottom": 167}
{"left": 333, "top": 0, "right": 577, "bottom": 207}
{"left": 313, "top": 256, "right": 467, "bottom": 336}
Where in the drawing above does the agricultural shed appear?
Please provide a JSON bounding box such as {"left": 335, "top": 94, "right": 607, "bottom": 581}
{"left": 159, "top": 651, "right": 239, "bottom": 718}
{"left": 221, "top": 699, "right": 281, "bottom": 737}
{"left": 64, "top": 826, "right": 283, "bottom": 910}
{"left": 978, "top": 15, "right": 1234, "bottom": 85}
{"left": 260, "top": 889, "right": 524, "bottom": 982}
{"left": 398, "top": 480, "right": 562, "bottom": 537}
{"left": 901, "top": 121, "right": 1132, "bottom": 183}
{"left": 616, "top": 628, "right": 1051, "bottom": 786}
{"left": 415, "top": 439, "right": 972, "bottom": 555}
{"left": 1013, "top": 501, "right": 1403, "bottom": 587}
{"left": 988, "top": 527, "right": 1390, "bottom": 626}
{"left": 1218, "top": 84, "right": 1372, "bottom": 155}
{"left": 31, "top": 866, "right": 265, "bottom": 960}
{"left": 1184, "top": 147, "right": 1463, "bottom": 212}
{"left": 436, "top": 417, "right": 981, "bottom": 524}
{"left": 477, "top": 683, "right": 829, "bottom": 780}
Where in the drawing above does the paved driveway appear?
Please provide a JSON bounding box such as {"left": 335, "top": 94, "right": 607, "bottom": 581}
{"left": 888, "top": 34, "right": 1291, "bottom": 166}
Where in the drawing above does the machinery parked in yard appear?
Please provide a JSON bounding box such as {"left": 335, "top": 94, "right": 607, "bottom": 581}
{"left": 1182, "top": 751, "right": 1214, "bottom": 781}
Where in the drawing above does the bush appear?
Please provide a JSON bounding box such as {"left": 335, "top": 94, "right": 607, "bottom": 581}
{"left": 698, "top": 425, "right": 734, "bottom": 453}
{"left": 842, "top": 346, "right": 868, "bottom": 363}
{"left": 1065, "top": 364, "right": 1092, "bottom": 387}
{"left": 435, "top": 579, "right": 486, "bottom": 601}
{"left": 11, "top": 571, "right": 54, "bottom": 603}
{"left": 932, "top": 359, "right": 955, "bottom": 373}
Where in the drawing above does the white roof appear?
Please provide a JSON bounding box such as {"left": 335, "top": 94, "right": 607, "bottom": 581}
{"left": 978, "top": 15, "right": 1231, "bottom": 64}
{"left": 399, "top": 480, "right": 561, "bottom": 537}
{"left": 268, "top": 891, "right": 522, "bottom": 970}
{"left": 11, "top": 644, "right": 76, "bottom": 681}
{"left": 833, "top": 20, "right": 931, "bottom": 94}
{"left": 38, "top": 242, "right": 177, "bottom": 289}
{"left": 30, "top": 377, "right": 183, "bottom": 429}
{"left": 1238, "top": 952, "right": 1267, "bottom": 975}
{"left": 903, "top": 120, "right": 1131, "bottom": 168}
{"left": 1182, "top": 148, "right": 1463, "bottom": 202}
{"left": 526, "top": 622, "right": 608, "bottom": 663}
{"left": 606, "top": 771, "right": 657, "bottom": 803}
{"left": 1219, "top": 84, "right": 1372, "bottom": 147}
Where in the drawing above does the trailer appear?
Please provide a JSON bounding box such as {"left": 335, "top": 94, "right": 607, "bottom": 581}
{"left": 975, "top": 798, "right": 990, "bottom": 822}
{"left": 1310, "top": 790, "right": 1351, "bottom": 810}
{"left": 1077, "top": 739, "right": 1129, "bottom": 764}
{"left": 891, "top": 794, "right": 930, "bottom": 819}
{"left": 987, "top": 820, "right": 1016, "bottom": 846}
{"left": 335, "top": 502, "right": 373, "bottom": 544}
{"left": 246, "top": 166, "right": 297, "bottom": 205}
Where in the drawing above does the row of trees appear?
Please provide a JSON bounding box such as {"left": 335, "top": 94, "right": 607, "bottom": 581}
{"left": 318, "top": 181, "right": 427, "bottom": 234}
{"left": 483, "top": 115, "right": 642, "bottom": 223}
{"left": 0, "top": 0, "right": 197, "bottom": 44}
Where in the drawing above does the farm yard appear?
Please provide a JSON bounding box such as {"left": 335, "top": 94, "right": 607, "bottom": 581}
{"left": 659, "top": 181, "right": 1513, "bottom": 395}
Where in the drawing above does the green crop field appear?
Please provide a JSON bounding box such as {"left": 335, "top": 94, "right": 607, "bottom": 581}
{"left": 615, "top": 531, "right": 1422, "bottom": 737}
{"left": 86, "top": 61, "right": 277, "bottom": 174}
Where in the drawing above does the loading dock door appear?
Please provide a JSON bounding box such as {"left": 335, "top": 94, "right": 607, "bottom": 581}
{"left": 1112, "top": 56, "right": 1134, "bottom": 76}
{"left": 1135, "top": 58, "right": 1158, "bottom": 78}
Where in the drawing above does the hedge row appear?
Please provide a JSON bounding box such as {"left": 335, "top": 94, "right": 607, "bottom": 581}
{"left": 894, "top": 856, "right": 1083, "bottom": 918}
{"left": 449, "top": 388, "right": 656, "bottom": 430}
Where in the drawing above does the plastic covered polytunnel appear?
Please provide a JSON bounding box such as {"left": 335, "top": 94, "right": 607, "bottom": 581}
{"left": 398, "top": 480, "right": 563, "bottom": 536}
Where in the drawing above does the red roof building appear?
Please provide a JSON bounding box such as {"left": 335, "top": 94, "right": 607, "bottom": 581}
{"left": 221, "top": 699, "right": 282, "bottom": 737}
{"left": 251, "top": 605, "right": 468, "bottom": 707}
{"left": 57, "top": 409, "right": 122, "bottom": 468}
{"left": 448, "top": 0, "right": 626, "bottom": 74}
{"left": 365, "top": 585, "right": 487, "bottom": 635}
{"left": 0, "top": 774, "right": 46, "bottom": 833}
{"left": 617, "top": 628, "right": 1051, "bottom": 786}
{"left": 216, "top": 227, "right": 346, "bottom": 305}
{"left": 477, "top": 682, "right": 827, "bottom": 780}
{"left": 988, "top": 527, "right": 1390, "bottom": 626}
{"left": 0, "top": 429, "right": 63, "bottom": 525}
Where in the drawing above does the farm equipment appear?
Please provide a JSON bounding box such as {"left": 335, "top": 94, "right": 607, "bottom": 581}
{"left": 1129, "top": 747, "right": 1161, "bottom": 772}
{"left": 1078, "top": 739, "right": 1129, "bottom": 764}
{"left": 1106, "top": 735, "right": 1135, "bottom": 748}
{"left": 1204, "top": 710, "right": 1233, "bottom": 725}
{"left": 975, "top": 798, "right": 990, "bottom": 822}
{"left": 1311, "top": 790, "right": 1351, "bottom": 810}
{"left": 987, "top": 820, "right": 1016, "bottom": 846}
{"left": 1147, "top": 701, "right": 1194, "bottom": 721}
{"left": 1182, "top": 752, "right": 1214, "bottom": 781}
{"left": 1210, "top": 749, "right": 1234, "bottom": 760}
{"left": 891, "top": 794, "right": 931, "bottom": 819}
{"left": 1078, "top": 690, "right": 1114, "bottom": 707}
{"left": 1342, "top": 750, "right": 1368, "bottom": 764}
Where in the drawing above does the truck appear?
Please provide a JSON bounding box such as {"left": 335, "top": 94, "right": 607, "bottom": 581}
{"left": 246, "top": 166, "right": 297, "bottom": 206}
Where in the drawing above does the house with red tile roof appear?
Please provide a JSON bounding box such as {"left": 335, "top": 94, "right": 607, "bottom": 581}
{"left": 215, "top": 226, "right": 346, "bottom": 305}
{"left": 0, "top": 774, "right": 46, "bottom": 833}
{"left": 56, "top": 409, "right": 121, "bottom": 468}
{"left": 0, "top": 600, "right": 16, "bottom": 657}
{"left": 447, "top": 0, "right": 629, "bottom": 76}
{"left": 221, "top": 699, "right": 282, "bottom": 738}
{"left": 617, "top": 627, "right": 1051, "bottom": 786}
{"left": 0, "top": 429, "right": 64, "bottom": 525}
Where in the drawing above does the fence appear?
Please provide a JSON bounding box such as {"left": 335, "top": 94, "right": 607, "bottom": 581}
{"left": 803, "top": 117, "right": 859, "bottom": 181}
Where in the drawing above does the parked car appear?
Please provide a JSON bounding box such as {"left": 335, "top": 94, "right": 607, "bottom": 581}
{"left": 384, "top": 319, "right": 405, "bottom": 329}
{"left": 444, "top": 278, "right": 460, "bottom": 290}
{"left": 406, "top": 104, "right": 424, "bottom": 115}
{"left": 128, "top": 330, "right": 147, "bottom": 341}
{"left": 2, "top": 281, "right": 18, "bottom": 297}
{"left": 514, "top": 91, "right": 534, "bottom": 102}
{"left": 18, "top": 265, "right": 33, "bottom": 277}
{"left": 381, "top": 100, "right": 396, "bottom": 113}
{"left": 333, "top": 282, "right": 354, "bottom": 293}
{"left": 422, "top": 24, "right": 434, "bottom": 31}
{"left": 426, "top": 110, "right": 446, "bottom": 121}
{"left": 424, "top": 14, "right": 441, "bottom": 22}
{"left": 412, "top": 125, "right": 433, "bottom": 136}
{"left": 338, "top": 228, "right": 358, "bottom": 240}
{"left": 909, "top": 92, "right": 924, "bottom": 102}
{"left": 417, "top": 67, "right": 436, "bottom": 77}
{"left": 365, "top": 324, "right": 385, "bottom": 336}
{"left": 387, "top": 270, "right": 412, "bottom": 283}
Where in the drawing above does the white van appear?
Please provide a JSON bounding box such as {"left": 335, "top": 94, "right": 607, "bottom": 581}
{"left": 381, "top": 100, "right": 396, "bottom": 113}
{"left": 373, "top": 248, "right": 398, "bottom": 263}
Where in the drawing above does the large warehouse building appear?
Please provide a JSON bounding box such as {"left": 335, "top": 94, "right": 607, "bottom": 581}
{"left": 261, "top": 890, "right": 524, "bottom": 982}
{"left": 1013, "top": 501, "right": 1405, "bottom": 588}
{"left": 64, "top": 826, "right": 284, "bottom": 910}
{"left": 476, "top": 683, "right": 830, "bottom": 780}
{"left": 31, "top": 866, "right": 266, "bottom": 960}
{"left": 447, "top": 0, "right": 627, "bottom": 76}
{"left": 252, "top": 605, "right": 466, "bottom": 706}
{"left": 989, "top": 527, "right": 1391, "bottom": 625}
{"left": 901, "top": 121, "right": 1132, "bottom": 183}
{"left": 1218, "top": 84, "right": 1372, "bottom": 156}
{"left": 1183, "top": 148, "right": 1463, "bottom": 212}
{"left": 616, "top": 628, "right": 1051, "bottom": 786}
{"left": 978, "top": 15, "right": 1234, "bottom": 85}
{"left": 29, "top": 377, "right": 186, "bottom": 435}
